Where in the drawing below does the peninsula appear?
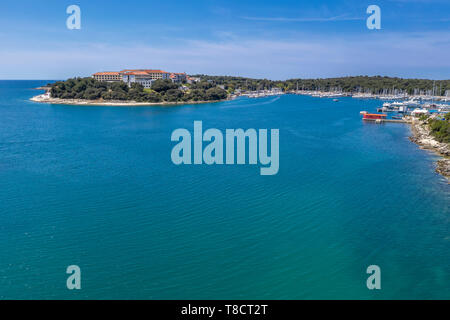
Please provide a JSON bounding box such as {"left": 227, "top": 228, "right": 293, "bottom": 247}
{"left": 32, "top": 69, "right": 228, "bottom": 106}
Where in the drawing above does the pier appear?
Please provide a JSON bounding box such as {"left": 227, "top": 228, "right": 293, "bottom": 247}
{"left": 363, "top": 118, "right": 409, "bottom": 123}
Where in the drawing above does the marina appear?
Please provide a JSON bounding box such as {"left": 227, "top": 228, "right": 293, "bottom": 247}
{"left": 240, "top": 88, "right": 284, "bottom": 98}
{"left": 239, "top": 87, "right": 449, "bottom": 124}
{"left": 360, "top": 100, "right": 449, "bottom": 124}
{"left": 234, "top": 87, "right": 449, "bottom": 126}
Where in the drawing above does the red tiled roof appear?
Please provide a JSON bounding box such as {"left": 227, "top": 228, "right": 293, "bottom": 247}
{"left": 94, "top": 69, "right": 179, "bottom": 77}
{"left": 145, "top": 70, "right": 169, "bottom": 74}
{"left": 93, "top": 72, "right": 120, "bottom": 76}
{"left": 122, "top": 71, "right": 150, "bottom": 75}
{"left": 120, "top": 69, "right": 169, "bottom": 74}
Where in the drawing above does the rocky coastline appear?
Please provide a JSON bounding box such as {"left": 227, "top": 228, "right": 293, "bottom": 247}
{"left": 409, "top": 119, "right": 450, "bottom": 181}
{"left": 30, "top": 93, "right": 228, "bottom": 107}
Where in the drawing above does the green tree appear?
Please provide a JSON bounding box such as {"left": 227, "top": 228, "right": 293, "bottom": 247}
{"left": 205, "top": 87, "right": 227, "bottom": 100}
{"left": 151, "top": 79, "right": 178, "bottom": 93}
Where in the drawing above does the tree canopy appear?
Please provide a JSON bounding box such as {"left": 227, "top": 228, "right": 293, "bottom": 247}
{"left": 428, "top": 115, "right": 450, "bottom": 144}
{"left": 50, "top": 78, "right": 228, "bottom": 103}
{"left": 192, "top": 75, "right": 450, "bottom": 95}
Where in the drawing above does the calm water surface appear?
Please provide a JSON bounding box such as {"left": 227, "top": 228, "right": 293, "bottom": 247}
{"left": 0, "top": 81, "right": 449, "bottom": 299}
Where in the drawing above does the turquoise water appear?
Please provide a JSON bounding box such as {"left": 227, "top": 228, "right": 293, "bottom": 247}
{"left": 0, "top": 81, "right": 449, "bottom": 299}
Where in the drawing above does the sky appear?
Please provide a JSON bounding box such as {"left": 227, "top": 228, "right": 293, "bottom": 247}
{"left": 0, "top": 0, "right": 449, "bottom": 80}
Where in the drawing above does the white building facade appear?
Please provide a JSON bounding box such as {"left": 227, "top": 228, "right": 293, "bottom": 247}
{"left": 93, "top": 69, "right": 187, "bottom": 88}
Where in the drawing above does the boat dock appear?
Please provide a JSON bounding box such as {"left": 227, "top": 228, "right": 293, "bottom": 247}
{"left": 363, "top": 118, "right": 409, "bottom": 123}
{"left": 360, "top": 112, "right": 410, "bottom": 123}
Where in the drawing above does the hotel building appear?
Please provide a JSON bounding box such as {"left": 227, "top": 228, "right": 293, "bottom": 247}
{"left": 121, "top": 69, "right": 171, "bottom": 88}
{"left": 92, "top": 72, "right": 122, "bottom": 82}
{"left": 170, "top": 73, "right": 187, "bottom": 83}
{"left": 93, "top": 69, "right": 190, "bottom": 88}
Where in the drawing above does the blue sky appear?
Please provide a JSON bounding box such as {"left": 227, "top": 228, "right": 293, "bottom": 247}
{"left": 0, "top": 0, "right": 449, "bottom": 79}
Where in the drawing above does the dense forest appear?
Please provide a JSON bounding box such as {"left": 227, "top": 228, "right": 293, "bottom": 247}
{"left": 50, "top": 78, "right": 228, "bottom": 103}
{"left": 194, "top": 75, "right": 450, "bottom": 95}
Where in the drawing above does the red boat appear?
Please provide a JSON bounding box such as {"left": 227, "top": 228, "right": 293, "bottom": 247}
{"left": 363, "top": 113, "right": 387, "bottom": 120}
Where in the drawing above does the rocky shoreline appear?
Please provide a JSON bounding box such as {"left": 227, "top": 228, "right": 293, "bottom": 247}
{"left": 409, "top": 119, "right": 450, "bottom": 181}
{"left": 30, "top": 93, "right": 227, "bottom": 107}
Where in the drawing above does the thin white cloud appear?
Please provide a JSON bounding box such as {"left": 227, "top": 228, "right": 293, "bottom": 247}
{"left": 0, "top": 31, "right": 449, "bottom": 80}
{"left": 240, "top": 15, "right": 364, "bottom": 22}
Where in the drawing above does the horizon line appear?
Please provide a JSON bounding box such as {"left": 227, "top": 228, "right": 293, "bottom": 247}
{"left": 1, "top": 74, "right": 450, "bottom": 82}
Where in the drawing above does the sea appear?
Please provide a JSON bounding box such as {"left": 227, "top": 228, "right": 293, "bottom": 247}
{"left": 0, "top": 80, "right": 449, "bottom": 299}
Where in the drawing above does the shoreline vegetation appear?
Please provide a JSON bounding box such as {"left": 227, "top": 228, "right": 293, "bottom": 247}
{"left": 30, "top": 95, "right": 227, "bottom": 106}
{"left": 196, "top": 75, "right": 450, "bottom": 96}
{"left": 409, "top": 115, "right": 450, "bottom": 181}
{"left": 31, "top": 77, "right": 229, "bottom": 106}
